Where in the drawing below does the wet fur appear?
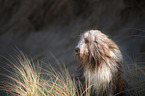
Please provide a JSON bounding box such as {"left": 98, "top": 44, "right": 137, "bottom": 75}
{"left": 75, "top": 30, "right": 125, "bottom": 96}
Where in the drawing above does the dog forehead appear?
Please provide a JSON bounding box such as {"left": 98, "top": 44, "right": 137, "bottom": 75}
{"left": 83, "top": 31, "right": 92, "bottom": 38}
{"left": 90, "top": 30, "right": 102, "bottom": 35}
{"left": 83, "top": 30, "right": 97, "bottom": 40}
{"left": 84, "top": 30, "right": 102, "bottom": 37}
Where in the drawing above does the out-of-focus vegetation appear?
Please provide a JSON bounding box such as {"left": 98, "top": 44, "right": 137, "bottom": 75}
{"left": 0, "top": 0, "right": 145, "bottom": 95}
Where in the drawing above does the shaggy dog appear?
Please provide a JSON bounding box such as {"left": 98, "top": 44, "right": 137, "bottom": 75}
{"left": 75, "top": 30, "right": 125, "bottom": 96}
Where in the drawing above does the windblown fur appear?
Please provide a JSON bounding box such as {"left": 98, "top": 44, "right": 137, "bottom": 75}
{"left": 75, "top": 30, "right": 125, "bottom": 96}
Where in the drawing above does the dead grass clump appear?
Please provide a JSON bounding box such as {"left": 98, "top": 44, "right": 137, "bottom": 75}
{"left": 0, "top": 52, "right": 77, "bottom": 96}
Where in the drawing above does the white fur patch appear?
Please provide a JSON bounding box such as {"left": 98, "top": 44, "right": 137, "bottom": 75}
{"left": 110, "top": 49, "right": 122, "bottom": 61}
{"left": 84, "top": 63, "right": 112, "bottom": 92}
{"left": 80, "top": 44, "right": 88, "bottom": 55}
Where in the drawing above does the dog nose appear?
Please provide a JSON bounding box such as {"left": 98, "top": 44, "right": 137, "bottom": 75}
{"left": 75, "top": 48, "right": 80, "bottom": 53}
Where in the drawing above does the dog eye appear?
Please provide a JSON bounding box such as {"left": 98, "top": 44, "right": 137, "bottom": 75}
{"left": 84, "top": 38, "right": 89, "bottom": 43}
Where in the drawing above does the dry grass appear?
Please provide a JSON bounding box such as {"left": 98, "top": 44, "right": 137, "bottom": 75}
{"left": 124, "top": 61, "right": 145, "bottom": 96}
{"left": 0, "top": 51, "right": 78, "bottom": 96}
{"left": 0, "top": 51, "right": 145, "bottom": 96}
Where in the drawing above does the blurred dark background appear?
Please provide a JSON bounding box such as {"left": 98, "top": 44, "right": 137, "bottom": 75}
{"left": 0, "top": 0, "right": 145, "bottom": 95}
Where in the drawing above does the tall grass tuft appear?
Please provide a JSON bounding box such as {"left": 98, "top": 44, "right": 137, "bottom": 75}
{"left": 124, "top": 61, "right": 145, "bottom": 96}
{"left": 0, "top": 51, "right": 78, "bottom": 96}
{"left": 1, "top": 51, "right": 144, "bottom": 96}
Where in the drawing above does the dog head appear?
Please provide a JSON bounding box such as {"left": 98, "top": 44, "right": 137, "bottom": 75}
{"left": 75, "top": 30, "right": 121, "bottom": 70}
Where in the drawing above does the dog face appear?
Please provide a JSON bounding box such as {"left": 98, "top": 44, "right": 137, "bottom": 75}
{"left": 75, "top": 30, "right": 121, "bottom": 69}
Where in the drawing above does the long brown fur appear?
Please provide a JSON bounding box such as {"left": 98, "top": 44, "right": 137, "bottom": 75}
{"left": 75, "top": 30, "right": 125, "bottom": 96}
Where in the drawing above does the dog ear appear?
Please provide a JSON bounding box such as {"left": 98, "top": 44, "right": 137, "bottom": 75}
{"left": 88, "top": 42, "right": 101, "bottom": 67}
